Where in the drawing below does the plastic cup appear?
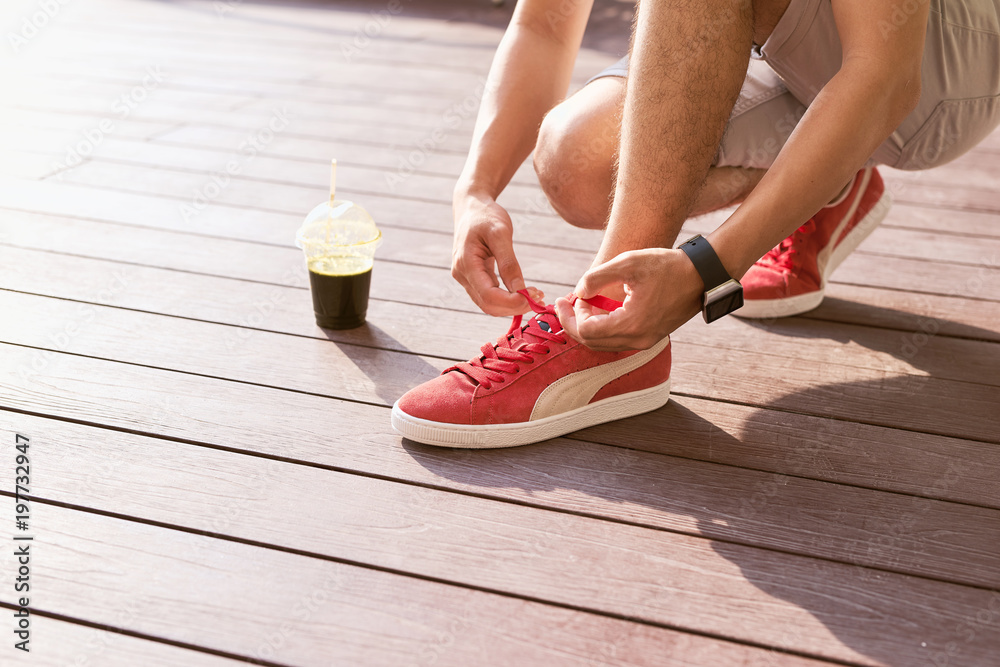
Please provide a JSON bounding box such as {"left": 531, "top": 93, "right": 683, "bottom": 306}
{"left": 295, "top": 160, "right": 382, "bottom": 329}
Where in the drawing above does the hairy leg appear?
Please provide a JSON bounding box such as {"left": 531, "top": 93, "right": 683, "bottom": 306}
{"left": 590, "top": 0, "right": 794, "bottom": 301}
{"left": 534, "top": 76, "right": 766, "bottom": 230}
{"left": 594, "top": 0, "right": 755, "bottom": 273}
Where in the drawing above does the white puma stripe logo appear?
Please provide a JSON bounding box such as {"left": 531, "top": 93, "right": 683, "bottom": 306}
{"left": 817, "top": 168, "right": 869, "bottom": 282}
{"left": 530, "top": 336, "right": 671, "bottom": 421}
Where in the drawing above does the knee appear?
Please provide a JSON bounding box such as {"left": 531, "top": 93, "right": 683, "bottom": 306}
{"left": 533, "top": 102, "right": 616, "bottom": 229}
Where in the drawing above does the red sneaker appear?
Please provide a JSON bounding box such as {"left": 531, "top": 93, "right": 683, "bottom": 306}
{"left": 736, "top": 167, "right": 892, "bottom": 319}
{"left": 391, "top": 290, "right": 671, "bottom": 448}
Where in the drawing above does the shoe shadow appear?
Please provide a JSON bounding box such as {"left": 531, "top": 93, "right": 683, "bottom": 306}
{"left": 318, "top": 322, "right": 445, "bottom": 408}
{"left": 401, "top": 303, "right": 1000, "bottom": 665}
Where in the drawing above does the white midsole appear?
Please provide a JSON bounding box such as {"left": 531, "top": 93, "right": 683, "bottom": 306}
{"left": 391, "top": 379, "right": 671, "bottom": 449}
{"left": 736, "top": 185, "right": 892, "bottom": 319}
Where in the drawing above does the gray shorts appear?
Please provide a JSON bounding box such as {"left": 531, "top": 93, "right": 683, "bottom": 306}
{"left": 590, "top": 0, "right": 1000, "bottom": 171}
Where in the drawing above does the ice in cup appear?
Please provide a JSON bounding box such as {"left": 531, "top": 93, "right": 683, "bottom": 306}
{"left": 296, "top": 159, "right": 382, "bottom": 329}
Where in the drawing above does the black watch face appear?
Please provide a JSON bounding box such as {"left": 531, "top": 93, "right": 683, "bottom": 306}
{"left": 703, "top": 281, "right": 744, "bottom": 323}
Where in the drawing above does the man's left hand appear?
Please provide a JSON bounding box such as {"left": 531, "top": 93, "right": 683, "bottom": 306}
{"left": 554, "top": 248, "right": 705, "bottom": 351}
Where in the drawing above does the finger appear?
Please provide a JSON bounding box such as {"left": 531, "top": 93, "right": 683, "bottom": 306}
{"left": 553, "top": 296, "right": 581, "bottom": 342}
{"left": 558, "top": 297, "right": 643, "bottom": 351}
{"left": 576, "top": 253, "right": 635, "bottom": 300}
{"left": 451, "top": 262, "right": 488, "bottom": 313}
{"left": 576, "top": 302, "right": 624, "bottom": 340}
{"left": 574, "top": 302, "right": 644, "bottom": 351}
{"left": 492, "top": 239, "right": 527, "bottom": 297}
{"left": 464, "top": 256, "right": 526, "bottom": 316}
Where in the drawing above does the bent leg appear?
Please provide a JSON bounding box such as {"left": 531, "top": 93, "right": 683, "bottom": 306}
{"left": 534, "top": 77, "right": 623, "bottom": 230}
{"left": 535, "top": 58, "right": 805, "bottom": 229}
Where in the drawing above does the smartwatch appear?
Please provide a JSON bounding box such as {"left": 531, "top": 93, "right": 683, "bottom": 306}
{"left": 678, "top": 235, "right": 743, "bottom": 323}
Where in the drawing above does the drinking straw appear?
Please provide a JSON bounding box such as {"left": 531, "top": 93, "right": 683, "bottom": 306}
{"left": 326, "top": 158, "right": 337, "bottom": 245}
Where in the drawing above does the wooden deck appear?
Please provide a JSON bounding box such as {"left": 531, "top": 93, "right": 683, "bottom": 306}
{"left": 1, "top": 0, "right": 999, "bottom": 664}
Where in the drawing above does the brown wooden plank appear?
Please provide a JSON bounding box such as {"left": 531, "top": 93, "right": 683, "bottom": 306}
{"left": 0, "top": 320, "right": 996, "bottom": 528}
{"left": 12, "top": 93, "right": 466, "bottom": 136}
{"left": 885, "top": 153, "right": 1000, "bottom": 192}
{"left": 4, "top": 204, "right": 995, "bottom": 344}
{"left": 969, "top": 130, "right": 1000, "bottom": 153}
{"left": 684, "top": 213, "right": 1000, "bottom": 271}
{"left": 2, "top": 241, "right": 997, "bottom": 392}
{"left": 12, "top": 88, "right": 999, "bottom": 222}
{"left": 21, "top": 0, "right": 1000, "bottom": 665}
{"left": 805, "top": 285, "right": 1000, "bottom": 343}
{"left": 36, "top": 55, "right": 495, "bottom": 95}
{"left": 1, "top": 426, "right": 997, "bottom": 666}
{"left": 0, "top": 504, "right": 802, "bottom": 667}
{"left": 3, "top": 205, "right": 997, "bottom": 349}
{"left": 0, "top": 613, "right": 246, "bottom": 666}
{"left": 15, "top": 114, "right": 1000, "bottom": 241}
{"left": 47, "top": 147, "right": 1000, "bottom": 268}
{"left": 2, "top": 242, "right": 999, "bottom": 508}
{"left": 37, "top": 159, "right": 1000, "bottom": 291}
{"left": 6, "top": 74, "right": 254, "bottom": 113}
{"left": 2, "top": 270, "right": 998, "bottom": 442}
{"left": 0, "top": 272, "right": 1000, "bottom": 588}
{"left": 32, "top": 61, "right": 492, "bottom": 113}
{"left": 6, "top": 404, "right": 1000, "bottom": 593}
{"left": 865, "top": 201, "right": 1000, "bottom": 239}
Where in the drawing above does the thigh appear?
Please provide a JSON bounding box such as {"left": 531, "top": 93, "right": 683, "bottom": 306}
{"left": 755, "top": 0, "right": 1000, "bottom": 169}
{"left": 586, "top": 57, "right": 805, "bottom": 170}
{"left": 717, "top": 59, "right": 807, "bottom": 169}
{"left": 888, "top": 0, "right": 1000, "bottom": 169}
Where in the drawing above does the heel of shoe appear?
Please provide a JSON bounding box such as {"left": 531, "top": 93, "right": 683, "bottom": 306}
{"left": 825, "top": 186, "right": 893, "bottom": 283}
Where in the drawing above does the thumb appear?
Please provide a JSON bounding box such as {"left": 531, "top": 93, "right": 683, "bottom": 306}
{"left": 576, "top": 253, "right": 634, "bottom": 299}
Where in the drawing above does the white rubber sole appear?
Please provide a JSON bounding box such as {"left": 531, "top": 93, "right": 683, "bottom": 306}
{"left": 736, "top": 182, "right": 893, "bottom": 320}
{"left": 391, "top": 379, "right": 671, "bottom": 449}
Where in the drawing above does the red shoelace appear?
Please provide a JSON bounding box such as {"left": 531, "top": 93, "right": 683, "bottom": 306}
{"left": 447, "top": 289, "right": 622, "bottom": 390}
{"left": 759, "top": 219, "right": 816, "bottom": 273}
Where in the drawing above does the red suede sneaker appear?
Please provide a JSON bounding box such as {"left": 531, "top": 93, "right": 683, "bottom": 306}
{"left": 391, "top": 290, "right": 671, "bottom": 448}
{"left": 736, "top": 167, "right": 892, "bottom": 319}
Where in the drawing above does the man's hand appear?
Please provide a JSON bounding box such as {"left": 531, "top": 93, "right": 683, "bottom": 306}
{"left": 554, "top": 248, "right": 703, "bottom": 351}
{"left": 452, "top": 194, "right": 542, "bottom": 316}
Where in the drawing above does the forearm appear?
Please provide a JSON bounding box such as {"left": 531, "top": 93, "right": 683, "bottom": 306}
{"left": 455, "top": 7, "right": 590, "bottom": 206}
{"left": 709, "top": 60, "right": 920, "bottom": 278}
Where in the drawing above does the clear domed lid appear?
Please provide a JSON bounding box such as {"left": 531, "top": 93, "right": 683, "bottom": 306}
{"left": 296, "top": 199, "right": 381, "bottom": 250}
{"left": 295, "top": 160, "right": 382, "bottom": 271}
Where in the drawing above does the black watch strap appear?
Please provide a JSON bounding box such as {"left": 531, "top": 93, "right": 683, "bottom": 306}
{"left": 678, "top": 235, "right": 733, "bottom": 289}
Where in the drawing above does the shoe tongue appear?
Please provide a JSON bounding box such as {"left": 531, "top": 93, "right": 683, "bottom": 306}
{"left": 517, "top": 310, "right": 562, "bottom": 344}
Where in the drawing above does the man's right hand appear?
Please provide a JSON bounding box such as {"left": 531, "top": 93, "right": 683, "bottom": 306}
{"left": 452, "top": 193, "right": 538, "bottom": 316}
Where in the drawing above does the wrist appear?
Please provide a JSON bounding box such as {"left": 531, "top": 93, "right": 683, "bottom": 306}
{"left": 453, "top": 168, "right": 503, "bottom": 202}
{"left": 705, "top": 226, "right": 755, "bottom": 281}
{"left": 453, "top": 185, "right": 493, "bottom": 217}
